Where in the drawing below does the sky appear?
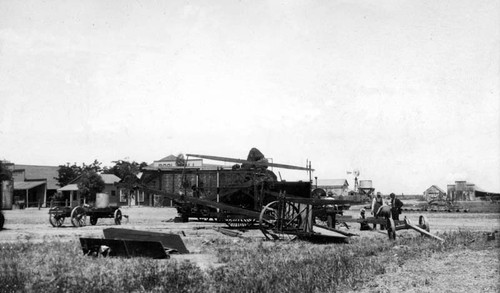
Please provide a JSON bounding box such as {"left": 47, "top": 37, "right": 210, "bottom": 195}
{"left": 0, "top": 0, "right": 499, "bottom": 194}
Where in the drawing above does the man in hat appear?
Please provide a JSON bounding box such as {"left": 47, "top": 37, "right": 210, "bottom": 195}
{"left": 390, "top": 193, "right": 404, "bottom": 221}
{"left": 371, "top": 192, "right": 385, "bottom": 229}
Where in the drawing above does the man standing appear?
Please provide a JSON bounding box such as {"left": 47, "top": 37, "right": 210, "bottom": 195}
{"left": 371, "top": 192, "right": 384, "bottom": 229}
{"left": 390, "top": 193, "right": 404, "bottom": 221}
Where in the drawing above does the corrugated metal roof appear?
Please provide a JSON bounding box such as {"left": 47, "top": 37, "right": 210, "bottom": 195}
{"left": 100, "top": 174, "right": 121, "bottom": 184}
{"left": 58, "top": 184, "right": 79, "bottom": 191}
{"left": 317, "top": 179, "right": 349, "bottom": 187}
{"left": 69, "top": 173, "right": 121, "bottom": 185}
{"left": 13, "top": 165, "right": 59, "bottom": 190}
{"left": 14, "top": 181, "right": 46, "bottom": 190}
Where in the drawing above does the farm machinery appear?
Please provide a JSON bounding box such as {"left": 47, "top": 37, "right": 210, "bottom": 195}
{"left": 48, "top": 193, "right": 123, "bottom": 228}
{"left": 139, "top": 149, "right": 354, "bottom": 242}
{"left": 335, "top": 211, "right": 444, "bottom": 241}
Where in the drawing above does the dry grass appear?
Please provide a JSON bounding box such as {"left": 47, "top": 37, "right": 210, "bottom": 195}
{"left": 1, "top": 207, "right": 499, "bottom": 292}
{"left": 1, "top": 230, "right": 498, "bottom": 293}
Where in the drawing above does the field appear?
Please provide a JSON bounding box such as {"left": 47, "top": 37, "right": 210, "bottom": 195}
{"left": 1, "top": 206, "right": 499, "bottom": 292}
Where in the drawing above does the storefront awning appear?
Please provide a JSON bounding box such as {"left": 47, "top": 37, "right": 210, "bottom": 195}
{"left": 14, "top": 181, "right": 46, "bottom": 190}
{"left": 57, "top": 184, "right": 79, "bottom": 191}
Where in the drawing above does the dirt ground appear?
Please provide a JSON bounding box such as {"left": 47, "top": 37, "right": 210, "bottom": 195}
{"left": 2, "top": 206, "right": 498, "bottom": 244}
{"left": 1, "top": 206, "right": 499, "bottom": 291}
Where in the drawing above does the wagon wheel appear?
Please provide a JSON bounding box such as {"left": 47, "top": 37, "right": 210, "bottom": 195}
{"left": 419, "top": 215, "right": 430, "bottom": 232}
{"left": 386, "top": 218, "right": 396, "bottom": 240}
{"left": 49, "top": 214, "right": 65, "bottom": 227}
{"left": 225, "top": 216, "right": 256, "bottom": 229}
{"left": 71, "top": 206, "right": 86, "bottom": 227}
{"left": 89, "top": 216, "right": 98, "bottom": 226}
{"left": 259, "top": 201, "right": 301, "bottom": 240}
{"left": 114, "top": 209, "right": 122, "bottom": 225}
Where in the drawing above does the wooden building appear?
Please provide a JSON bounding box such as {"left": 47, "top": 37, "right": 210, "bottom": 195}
{"left": 423, "top": 185, "right": 446, "bottom": 201}
{"left": 57, "top": 174, "right": 121, "bottom": 207}
{"left": 12, "top": 164, "right": 59, "bottom": 208}
{"left": 447, "top": 181, "right": 476, "bottom": 201}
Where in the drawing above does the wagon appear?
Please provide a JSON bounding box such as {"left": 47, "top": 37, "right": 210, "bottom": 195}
{"left": 48, "top": 205, "right": 123, "bottom": 227}
{"left": 48, "top": 193, "right": 123, "bottom": 227}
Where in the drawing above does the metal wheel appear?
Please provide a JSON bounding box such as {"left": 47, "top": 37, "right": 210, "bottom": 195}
{"left": 49, "top": 214, "right": 65, "bottom": 227}
{"left": 71, "top": 206, "right": 86, "bottom": 227}
{"left": 419, "top": 215, "right": 430, "bottom": 232}
{"left": 259, "top": 200, "right": 301, "bottom": 240}
{"left": 114, "top": 209, "right": 122, "bottom": 225}
{"left": 386, "top": 218, "right": 396, "bottom": 240}
{"left": 90, "top": 216, "right": 98, "bottom": 226}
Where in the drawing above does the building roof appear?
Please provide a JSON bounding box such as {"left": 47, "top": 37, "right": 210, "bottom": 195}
{"left": 100, "top": 174, "right": 121, "bottom": 184}
{"left": 317, "top": 179, "right": 349, "bottom": 187}
{"left": 158, "top": 155, "right": 178, "bottom": 161}
{"left": 58, "top": 174, "right": 120, "bottom": 191}
{"left": 425, "top": 185, "right": 445, "bottom": 193}
{"left": 69, "top": 173, "right": 121, "bottom": 185}
{"left": 58, "top": 184, "right": 79, "bottom": 191}
{"left": 13, "top": 164, "right": 59, "bottom": 190}
{"left": 14, "top": 181, "right": 46, "bottom": 190}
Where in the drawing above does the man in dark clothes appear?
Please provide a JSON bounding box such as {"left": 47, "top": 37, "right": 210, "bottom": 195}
{"left": 390, "top": 193, "right": 404, "bottom": 221}
{"left": 371, "top": 192, "right": 384, "bottom": 229}
{"left": 359, "top": 208, "right": 372, "bottom": 230}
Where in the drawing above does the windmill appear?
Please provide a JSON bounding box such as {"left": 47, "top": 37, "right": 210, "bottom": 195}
{"left": 346, "top": 169, "right": 360, "bottom": 192}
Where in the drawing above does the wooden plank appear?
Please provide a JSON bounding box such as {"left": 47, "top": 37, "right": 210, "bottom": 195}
{"left": 186, "top": 153, "right": 314, "bottom": 171}
{"left": 313, "top": 224, "right": 358, "bottom": 237}
{"left": 405, "top": 224, "right": 445, "bottom": 242}
{"left": 312, "top": 225, "right": 348, "bottom": 238}
{"left": 103, "top": 228, "right": 189, "bottom": 254}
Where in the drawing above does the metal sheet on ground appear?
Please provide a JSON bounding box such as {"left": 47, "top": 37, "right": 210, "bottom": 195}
{"left": 79, "top": 238, "right": 168, "bottom": 259}
{"left": 103, "top": 227, "right": 190, "bottom": 254}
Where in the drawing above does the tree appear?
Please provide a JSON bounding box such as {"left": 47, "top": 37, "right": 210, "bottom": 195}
{"left": 77, "top": 170, "right": 105, "bottom": 203}
{"left": 176, "top": 154, "right": 186, "bottom": 166}
{"left": 55, "top": 160, "right": 103, "bottom": 187}
{"left": 55, "top": 163, "right": 81, "bottom": 187}
{"left": 0, "top": 161, "right": 13, "bottom": 181}
{"left": 81, "top": 159, "right": 103, "bottom": 173}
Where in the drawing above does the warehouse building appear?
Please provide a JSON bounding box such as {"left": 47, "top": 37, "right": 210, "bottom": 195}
{"left": 447, "top": 180, "right": 477, "bottom": 201}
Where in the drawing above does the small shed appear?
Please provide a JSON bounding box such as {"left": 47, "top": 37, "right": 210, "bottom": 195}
{"left": 57, "top": 174, "right": 121, "bottom": 207}
{"left": 423, "top": 185, "right": 446, "bottom": 201}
